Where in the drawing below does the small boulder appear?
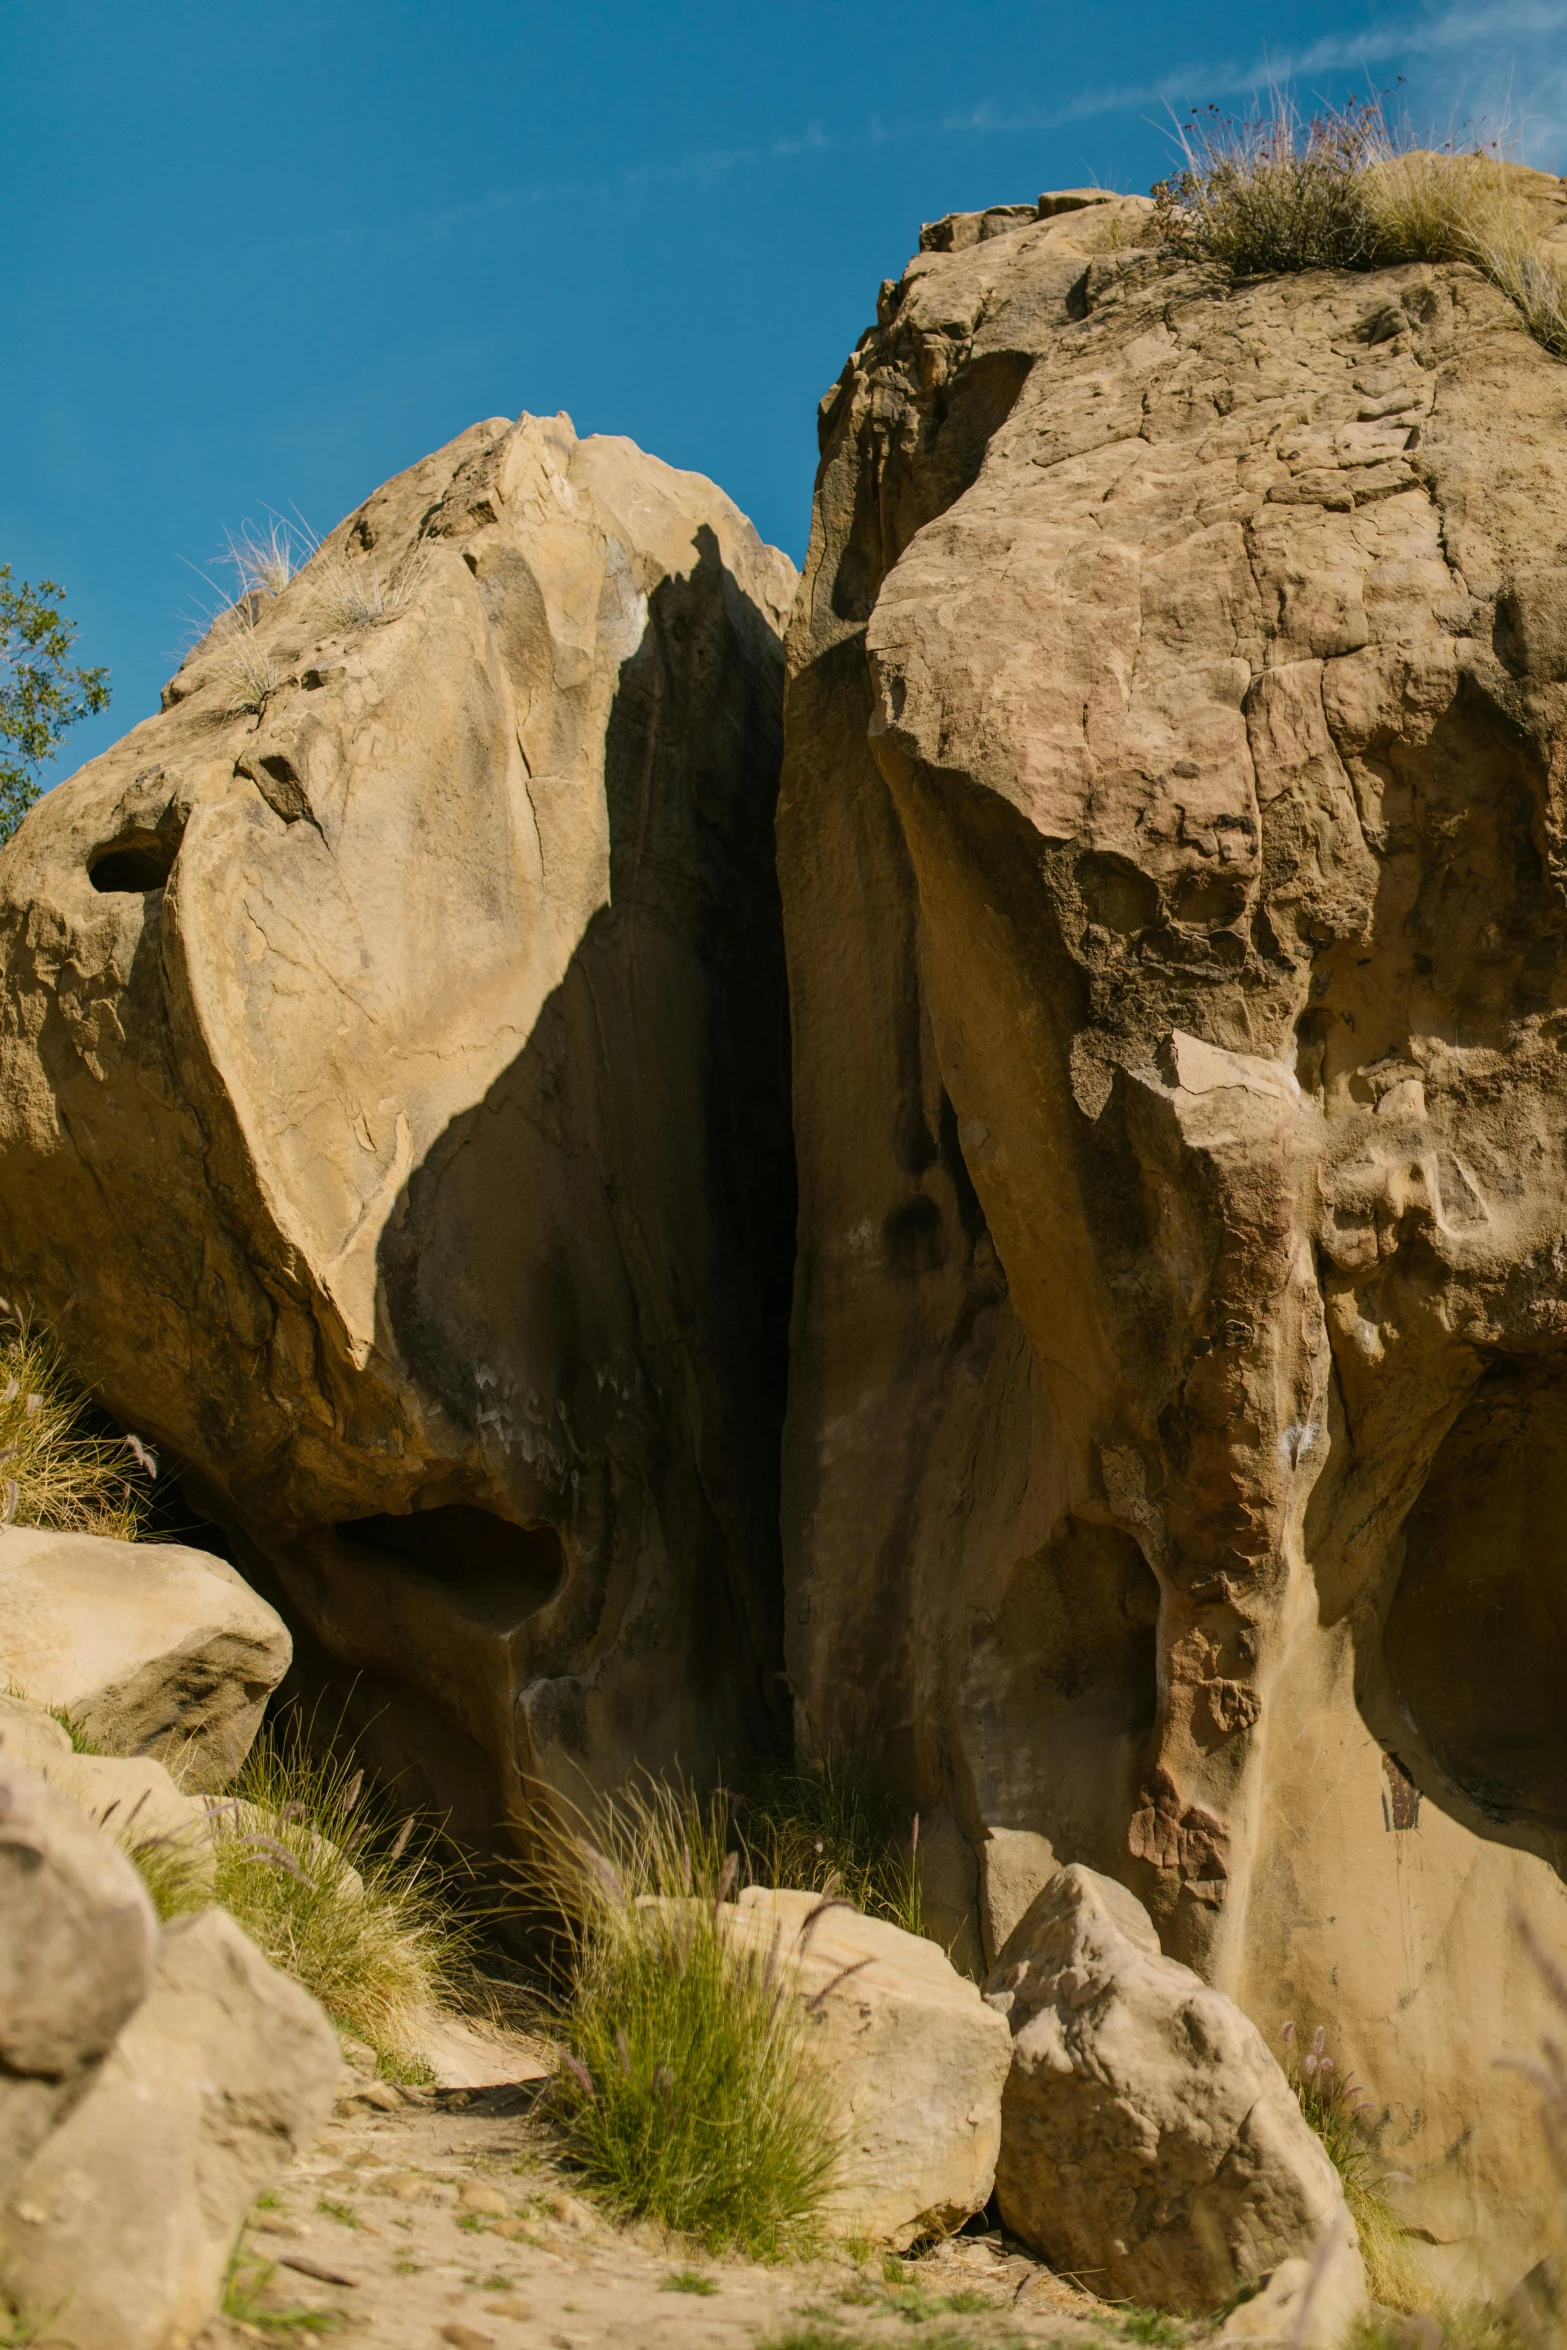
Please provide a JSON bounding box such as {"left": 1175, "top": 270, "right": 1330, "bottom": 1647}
{"left": 0, "top": 1755, "right": 159, "bottom": 2194}
{"left": 729, "top": 1887, "right": 1012, "bottom": 2244}
{"left": 1215, "top": 2230, "right": 1367, "bottom": 2350}
{"left": 0, "top": 1525, "right": 290, "bottom": 1787}
{"left": 0, "top": 1695, "right": 217, "bottom": 1896}
{"left": 0, "top": 1906, "right": 339, "bottom": 2350}
{"left": 984, "top": 1865, "right": 1359, "bottom": 2312}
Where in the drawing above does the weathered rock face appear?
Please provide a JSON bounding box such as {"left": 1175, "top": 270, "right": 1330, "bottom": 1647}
{"left": 0, "top": 413, "right": 797, "bottom": 1839}
{"left": 985, "top": 1864, "right": 1355, "bottom": 2312}
{"left": 0, "top": 1755, "right": 159, "bottom": 2197}
{"left": 1, "top": 1904, "right": 339, "bottom": 2350}
{"left": 778, "top": 174, "right": 1567, "bottom": 2290}
{"left": 0, "top": 1525, "right": 291, "bottom": 1786}
{"left": 0, "top": 1696, "right": 219, "bottom": 1891}
{"left": 729, "top": 1885, "right": 1011, "bottom": 2243}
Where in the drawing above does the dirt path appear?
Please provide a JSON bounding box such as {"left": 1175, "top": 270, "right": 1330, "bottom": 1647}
{"left": 199, "top": 2068, "right": 1158, "bottom": 2350}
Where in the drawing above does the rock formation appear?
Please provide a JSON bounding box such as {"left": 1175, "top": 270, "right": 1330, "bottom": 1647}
{"left": 778, "top": 176, "right": 1567, "bottom": 2291}
{"left": 0, "top": 1525, "right": 291, "bottom": 1787}
{"left": 0, "top": 1755, "right": 160, "bottom": 2197}
{"left": 0, "top": 1756, "right": 340, "bottom": 2350}
{"left": 0, "top": 414, "right": 797, "bottom": 1841}
{"left": 728, "top": 1885, "right": 1012, "bottom": 2243}
{"left": 985, "top": 1864, "right": 1357, "bottom": 2312}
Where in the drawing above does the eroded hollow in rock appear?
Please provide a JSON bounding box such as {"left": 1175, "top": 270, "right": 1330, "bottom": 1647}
{"left": 967, "top": 1519, "right": 1161, "bottom": 1874}
{"left": 1385, "top": 1357, "right": 1567, "bottom": 1830}
{"left": 88, "top": 830, "right": 182, "bottom": 893}
{"left": 337, "top": 1503, "right": 565, "bottom": 1624}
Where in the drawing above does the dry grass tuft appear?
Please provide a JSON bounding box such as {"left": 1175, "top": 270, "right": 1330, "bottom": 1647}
{"left": 308, "top": 543, "right": 430, "bottom": 632}
{"left": 223, "top": 517, "right": 300, "bottom": 602}
{"left": 0, "top": 1310, "right": 157, "bottom": 1539}
{"left": 1367, "top": 147, "right": 1567, "bottom": 358}
{"left": 516, "top": 1773, "right": 840, "bottom": 2257}
{"left": 211, "top": 596, "right": 283, "bottom": 718}
{"left": 1153, "top": 98, "right": 1567, "bottom": 360}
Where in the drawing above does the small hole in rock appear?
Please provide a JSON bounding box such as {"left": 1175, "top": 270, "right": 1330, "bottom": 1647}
{"left": 89, "top": 832, "right": 181, "bottom": 893}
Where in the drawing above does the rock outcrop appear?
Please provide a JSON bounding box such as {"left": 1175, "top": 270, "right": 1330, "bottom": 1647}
{"left": 728, "top": 1885, "right": 1011, "bottom": 2242}
{"left": 0, "top": 1756, "right": 159, "bottom": 2198}
{"left": 0, "top": 1526, "right": 291, "bottom": 1786}
{"left": 0, "top": 1899, "right": 339, "bottom": 2350}
{"left": 0, "top": 1695, "right": 218, "bottom": 1892}
{"left": 778, "top": 174, "right": 1567, "bottom": 2291}
{"left": 0, "top": 414, "right": 797, "bottom": 1841}
{"left": 985, "top": 1864, "right": 1356, "bottom": 2311}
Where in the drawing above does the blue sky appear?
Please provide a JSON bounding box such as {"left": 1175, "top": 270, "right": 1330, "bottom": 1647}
{"left": 4, "top": 0, "right": 1565, "bottom": 786}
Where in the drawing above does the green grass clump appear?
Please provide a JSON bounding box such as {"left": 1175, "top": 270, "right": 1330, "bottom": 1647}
{"left": 1281, "top": 2021, "right": 1427, "bottom": 2311}
{"left": 739, "top": 1751, "right": 922, "bottom": 1936}
{"left": 1115, "top": 2311, "right": 1186, "bottom": 2345}
{"left": 1152, "top": 98, "right": 1567, "bottom": 361}
{"left": 662, "top": 2268, "right": 720, "bottom": 2294}
{"left": 522, "top": 1774, "right": 840, "bottom": 2258}
{"left": 0, "top": 1311, "right": 157, "bottom": 1539}
{"left": 134, "top": 1710, "right": 481, "bottom": 2071}
{"left": 223, "top": 2240, "right": 344, "bottom": 2335}
{"left": 1154, "top": 97, "right": 1390, "bottom": 273}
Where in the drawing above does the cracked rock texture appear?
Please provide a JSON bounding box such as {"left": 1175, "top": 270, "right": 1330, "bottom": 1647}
{"left": 778, "top": 176, "right": 1567, "bottom": 2294}
{"left": 0, "top": 413, "right": 797, "bottom": 1840}
{"left": 984, "top": 1863, "right": 1357, "bottom": 2312}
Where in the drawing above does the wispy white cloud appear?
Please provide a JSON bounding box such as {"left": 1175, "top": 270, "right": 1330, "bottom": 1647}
{"left": 944, "top": 1, "right": 1567, "bottom": 132}
{"left": 304, "top": 0, "right": 1567, "bottom": 266}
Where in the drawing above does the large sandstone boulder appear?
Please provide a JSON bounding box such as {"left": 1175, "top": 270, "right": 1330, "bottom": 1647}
{"left": 0, "top": 1755, "right": 159, "bottom": 2196}
{"left": 728, "top": 1885, "right": 1011, "bottom": 2242}
{"left": 0, "top": 1525, "right": 291, "bottom": 1786}
{"left": 778, "top": 172, "right": 1567, "bottom": 2293}
{"left": 985, "top": 1865, "right": 1356, "bottom": 2311}
{"left": 0, "top": 412, "right": 797, "bottom": 1841}
{"left": 0, "top": 1905, "right": 339, "bottom": 2350}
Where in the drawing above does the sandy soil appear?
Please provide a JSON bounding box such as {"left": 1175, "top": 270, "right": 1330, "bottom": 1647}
{"left": 197, "top": 2067, "right": 1152, "bottom": 2350}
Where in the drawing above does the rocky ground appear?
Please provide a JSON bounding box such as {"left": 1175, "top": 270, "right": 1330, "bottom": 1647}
{"left": 200, "top": 2070, "right": 1146, "bottom": 2350}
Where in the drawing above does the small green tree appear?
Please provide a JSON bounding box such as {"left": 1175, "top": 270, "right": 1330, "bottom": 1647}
{"left": 0, "top": 567, "right": 110, "bottom": 844}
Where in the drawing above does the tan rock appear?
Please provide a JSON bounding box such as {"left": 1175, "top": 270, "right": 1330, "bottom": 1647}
{"left": 0, "top": 1693, "right": 213, "bottom": 1875}
{"left": 0, "top": 1525, "right": 290, "bottom": 1787}
{"left": 778, "top": 170, "right": 1567, "bottom": 2296}
{"left": 0, "top": 1691, "right": 72, "bottom": 1773}
{"left": 43, "top": 1749, "right": 217, "bottom": 1895}
{"left": 978, "top": 1827, "right": 1059, "bottom": 1970}
{"left": 0, "top": 1906, "right": 339, "bottom": 2350}
{"left": 985, "top": 1866, "right": 1355, "bottom": 2312}
{"left": 729, "top": 1886, "right": 1011, "bottom": 2243}
{"left": 0, "top": 1755, "right": 159, "bottom": 2195}
{"left": 0, "top": 413, "right": 797, "bottom": 1843}
{"left": 1216, "top": 2234, "right": 1367, "bottom": 2350}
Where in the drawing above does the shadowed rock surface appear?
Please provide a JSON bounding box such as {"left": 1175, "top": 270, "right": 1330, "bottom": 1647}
{"left": 0, "top": 413, "right": 798, "bottom": 1842}
{"left": 777, "top": 176, "right": 1567, "bottom": 2292}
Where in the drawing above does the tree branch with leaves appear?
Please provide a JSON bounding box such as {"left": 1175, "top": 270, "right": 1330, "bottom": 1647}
{"left": 0, "top": 566, "right": 110, "bottom": 843}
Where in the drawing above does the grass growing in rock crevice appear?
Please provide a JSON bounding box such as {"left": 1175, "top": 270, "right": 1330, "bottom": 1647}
{"left": 0, "top": 1310, "right": 157, "bottom": 1539}
{"left": 1152, "top": 98, "right": 1567, "bottom": 360}
{"left": 1281, "top": 2020, "right": 1427, "bottom": 2312}
{"left": 519, "top": 1775, "right": 840, "bottom": 2257}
